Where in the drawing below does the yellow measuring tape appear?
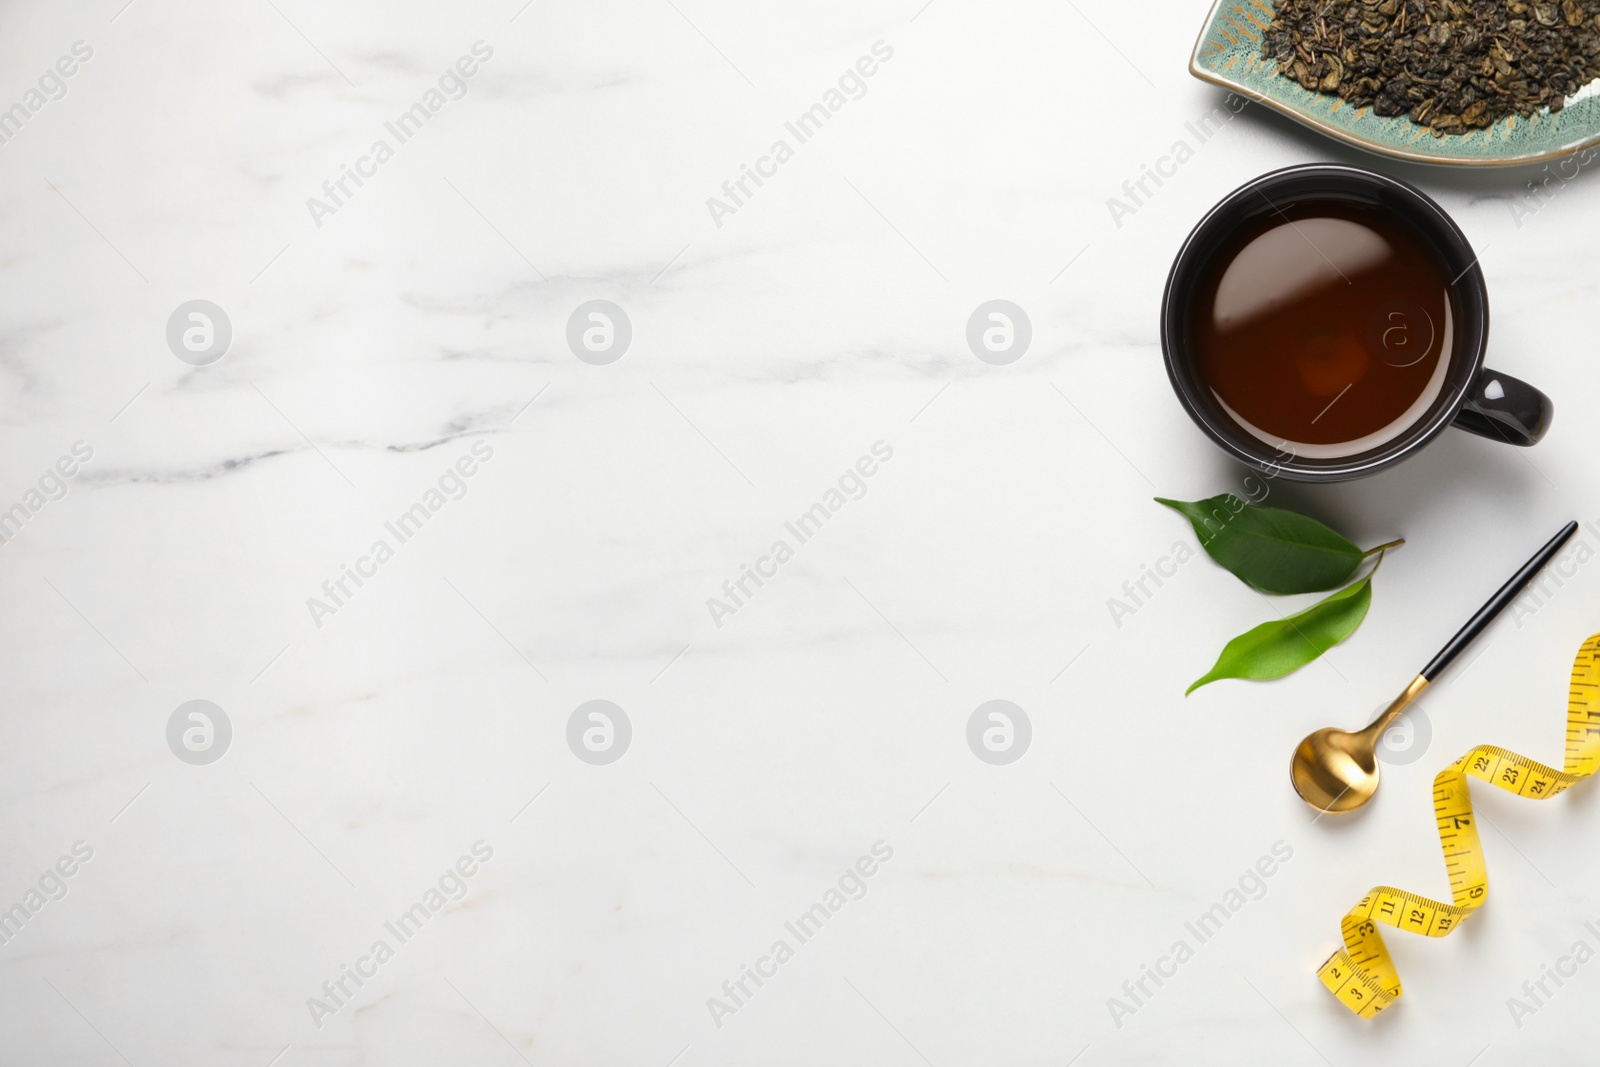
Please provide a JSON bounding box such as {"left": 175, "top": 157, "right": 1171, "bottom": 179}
{"left": 1318, "top": 632, "right": 1600, "bottom": 1018}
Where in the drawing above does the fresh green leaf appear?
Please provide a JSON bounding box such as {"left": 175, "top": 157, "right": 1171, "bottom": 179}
{"left": 1155, "top": 495, "right": 1394, "bottom": 594}
{"left": 1186, "top": 563, "right": 1378, "bottom": 695}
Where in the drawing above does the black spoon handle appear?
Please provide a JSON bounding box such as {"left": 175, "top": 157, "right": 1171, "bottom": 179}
{"left": 1420, "top": 520, "right": 1580, "bottom": 681}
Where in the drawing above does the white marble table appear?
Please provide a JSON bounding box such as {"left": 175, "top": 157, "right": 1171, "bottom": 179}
{"left": 3, "top": 0, "right": 1600, "bottom": 1063}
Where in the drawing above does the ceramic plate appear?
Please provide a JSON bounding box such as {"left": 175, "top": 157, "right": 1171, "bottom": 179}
{"left": 1190, "top": 0, "right": 1600, "bottom": 167}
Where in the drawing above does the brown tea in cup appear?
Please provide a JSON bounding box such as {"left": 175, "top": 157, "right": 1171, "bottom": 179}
{"left": 1187, "top": 198, "right": 1455, "bottom": 459}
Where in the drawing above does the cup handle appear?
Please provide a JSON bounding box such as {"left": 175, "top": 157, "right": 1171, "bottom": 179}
{"left": 1452, "top": 368, "right": 1552, "bottom": 447}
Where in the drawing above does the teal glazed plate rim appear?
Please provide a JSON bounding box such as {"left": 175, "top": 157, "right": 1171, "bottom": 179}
{"left": 1191, "top": 0, "right": 1600, "bottom": 167}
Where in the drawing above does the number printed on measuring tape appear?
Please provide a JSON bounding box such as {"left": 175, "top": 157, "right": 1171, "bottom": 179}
{"left": 1316, "top": 633, "right": 1600, "bottom": 1019}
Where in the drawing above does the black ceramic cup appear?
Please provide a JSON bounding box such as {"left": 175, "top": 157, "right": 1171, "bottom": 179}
{"left": 1161, "top": 163, "right": 1552, "bottom": 483}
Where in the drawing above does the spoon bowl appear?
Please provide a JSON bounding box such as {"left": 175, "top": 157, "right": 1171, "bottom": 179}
{"left": 1291, "top": 724, "right": 1383, "bottom": 814}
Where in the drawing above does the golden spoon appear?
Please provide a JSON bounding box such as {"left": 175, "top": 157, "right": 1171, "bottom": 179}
{"left": 1292, "top": 520, "right": 1578, "bottom": 814}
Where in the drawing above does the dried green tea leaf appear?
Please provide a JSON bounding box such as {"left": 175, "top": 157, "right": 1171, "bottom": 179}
{"left": 1262, "top": 0, "right": 1600, "bottom": 136}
